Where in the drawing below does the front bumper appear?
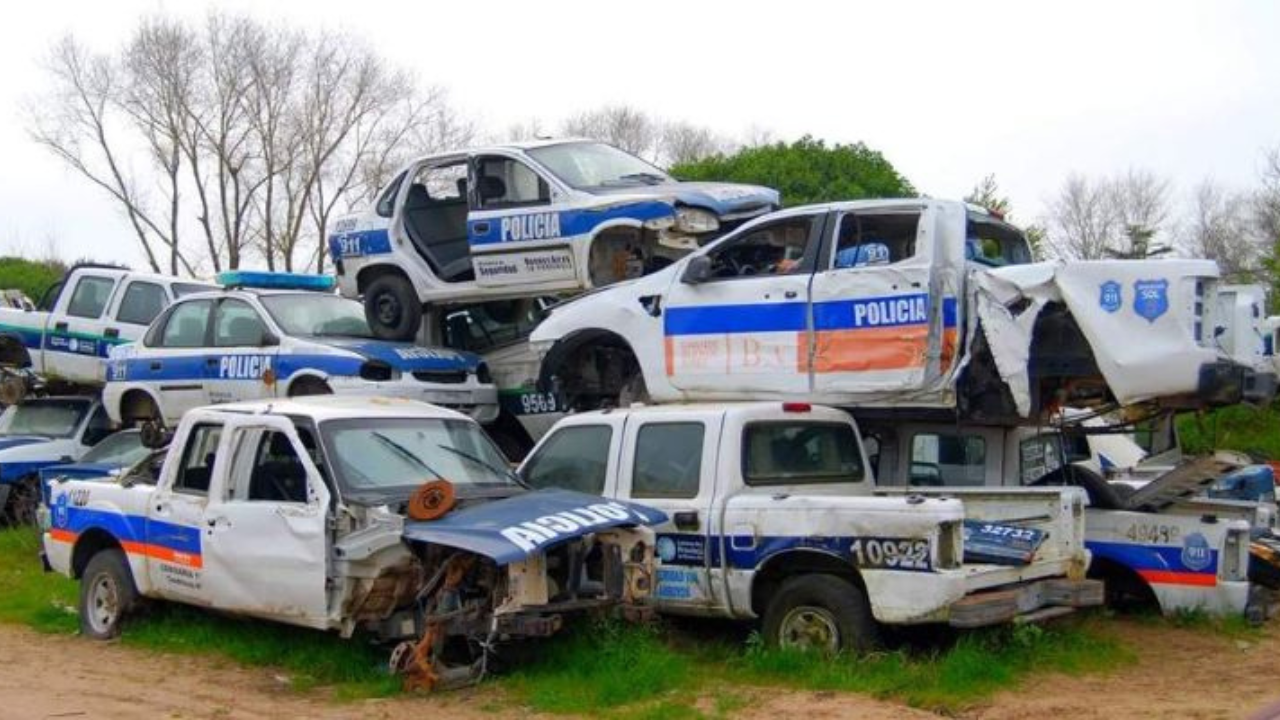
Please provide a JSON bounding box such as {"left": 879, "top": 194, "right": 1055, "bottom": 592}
{"left": 329, "top": 377, "right": 500, "bottom": 423}
{"left": 1197, "top": 361, "right": 1278, "bottom": 406}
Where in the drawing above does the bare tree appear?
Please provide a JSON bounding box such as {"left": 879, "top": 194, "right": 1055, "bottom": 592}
{"left": 1107, "top": 168, "right": 1173, "bottom": 258}
{"left": 657, "top": 121, "right": 728, "bottom": 166}
{"left": 562, "top": 105, "right": 658, "bottom": 159}
{"left": 1179, "top": 179, "right": 1259, "bottom": 278}
{"left": 1045, "top": 174, "right": 1118, "bottom": 260}
{"left": 1254, "top": 148, "right": 1280, "bottom": 248}
{"left": 964, "top": 174, "right": 1011, "bottom": 216}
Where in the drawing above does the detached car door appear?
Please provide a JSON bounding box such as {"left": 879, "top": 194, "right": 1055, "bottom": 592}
{"left": 809, "top": 203, "right": 946, "bottom": 395}
{"left": 200, "top": 415, "right": 330, "bottom": 627}
{"left": 662, "top": 212, "right": 826, "bottom": 395}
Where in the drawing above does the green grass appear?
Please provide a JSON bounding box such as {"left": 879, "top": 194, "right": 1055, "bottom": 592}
{"left": 1178, "top": 404, "right": 1280, "bottom": 459}
{"left": 0, "top": 526, "right": 1133, "bottom": 715}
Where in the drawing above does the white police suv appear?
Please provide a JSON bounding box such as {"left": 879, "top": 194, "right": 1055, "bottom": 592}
{"left": 103, "top": 272, "right": 498, "bottom": 427}
{"left": 329, "top": 139, "right": 779, "bottom": 340}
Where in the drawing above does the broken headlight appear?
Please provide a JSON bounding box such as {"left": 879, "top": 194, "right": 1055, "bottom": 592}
{"left": 673, "top": 207, "right": 719, "bottom": 234}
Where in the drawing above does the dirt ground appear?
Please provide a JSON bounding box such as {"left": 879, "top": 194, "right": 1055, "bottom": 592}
{"left": 3, "top": 620, "right": 1280, "bottom": 720}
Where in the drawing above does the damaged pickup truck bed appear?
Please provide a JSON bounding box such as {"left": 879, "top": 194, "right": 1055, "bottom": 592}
{"left": 38, "top": 397, "right": 661, "bottom": 689}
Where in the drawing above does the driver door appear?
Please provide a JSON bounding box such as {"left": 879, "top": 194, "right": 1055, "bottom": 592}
{"left": 466, "top": 154, "right": 575, "bottom": 287}
{"left": 662, "top": 211, "right": 827, "bottom": 395}
{"left": 200, "top": 415, "right": 330, "bottom": 627}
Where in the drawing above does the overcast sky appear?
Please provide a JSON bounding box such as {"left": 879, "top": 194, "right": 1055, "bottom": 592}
{"left": 3, "top": 0, "right": 1278, "bottom": 271}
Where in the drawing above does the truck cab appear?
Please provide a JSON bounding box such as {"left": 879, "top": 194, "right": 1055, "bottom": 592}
{"left": 518, "top": 401, "right": 1102, "bottom": 653}
{"left": 329, "top": 139, "right": 778, "bottom": 341}
{"left": 0, "top": 264, "right": 213, "bottom": 398}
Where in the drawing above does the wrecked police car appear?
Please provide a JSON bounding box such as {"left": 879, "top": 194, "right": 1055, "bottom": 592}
{"left": 328, "top": 139, "right": 778, "bottom": 340}
{"left": 532, "top": 199, "right": 1277, "bottom": 421}
{"left": 39, "top": 397, "right": 661, "bottom": 689}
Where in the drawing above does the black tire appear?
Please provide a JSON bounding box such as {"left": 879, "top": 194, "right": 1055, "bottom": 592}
{"left": 289, "top": 377, "right": 334, "bottom": 397}
{"left": 79, "top": 548, "right": 139, "bottom": 640}
{"left": 2, "top": 475, "right": 39, "bottom": 525}
{"left": 365, "top": 274, "right": 422, "bottom": 342}
{"left": 761, "top": 575, "right": 878, "bottom": 655}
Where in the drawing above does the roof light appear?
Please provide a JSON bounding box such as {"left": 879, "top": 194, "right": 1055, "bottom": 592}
{"left": 217, "top": 271, "right": 336, "bottom": 292}
{"left": 782, "top": 402, "right": 811, "bottom": 413}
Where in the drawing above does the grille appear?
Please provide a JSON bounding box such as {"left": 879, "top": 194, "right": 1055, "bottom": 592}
{"left": 413, "top": 369, "right": 468, "bottom": 384}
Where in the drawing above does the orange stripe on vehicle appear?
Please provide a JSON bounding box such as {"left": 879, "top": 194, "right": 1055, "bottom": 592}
{"left": 48, "top": 528, "right": 77, "bottom": 544}
{"left": 1138, "top": 570, "right": 1218, "bottom": 587}
{"left": 812, "top": 326, "right": 929, "bottom": 373}
{"left": 120, "top": 539, "right": 204, "bottom": 569}
{"left": 664, "top": 337, "right": 674, "bottom": 377}
{"left": 940, "top": 328, "right": 958, "bottom": 373}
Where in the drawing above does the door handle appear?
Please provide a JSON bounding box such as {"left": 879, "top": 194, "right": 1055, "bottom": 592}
{"left": 54, "top": 321, "right": 68, "bottom": 332}
{"left": 673, "top": 511, "right": 700, "bottom": 531}
{"left": 103, "top": 327, "right": 119, "bottom": 339}
{"left": 473, "top": 221, "right": 490, "bottom": 235}
{"left": 784, "top": 290, "right": 798, "bottom": 299}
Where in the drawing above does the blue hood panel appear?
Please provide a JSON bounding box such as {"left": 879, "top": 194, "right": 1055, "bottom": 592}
{"left": 591, "top": 181, "right": 779, "bottom": 217}
{"left": 316, "top": 339, "right": 481, "bottom": 372}
{"left": 39, "top": 462, "right": 121, "bottom": 483}
{"left": 402, "top": 488, "right": 666, "bottom": 565}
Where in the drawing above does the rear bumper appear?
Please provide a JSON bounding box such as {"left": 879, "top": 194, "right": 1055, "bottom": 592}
{"left": 949, "top": 577, "right": 1105, "bottom": 628}
{"left": 1197, "top": 360, "right": 1278, "bottom": 406}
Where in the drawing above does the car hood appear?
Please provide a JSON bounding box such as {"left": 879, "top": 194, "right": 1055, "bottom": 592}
{"left": 39, "top": 462, "right": 122, "bottom": 483}
{"left": 0, "top": 436, "right": 50, "bottom": 454}
{"left": 401, "top": 488, "right": 666, "bottom": 565}
{"left": 588, "top": 181, "right": 779, "bottom": 218}
{"left": 312, "top": 338, "right": 483, "bottom": 372}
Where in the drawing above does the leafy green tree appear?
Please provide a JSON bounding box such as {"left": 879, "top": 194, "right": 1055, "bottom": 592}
{"left": 671, "top": 136, "right": 914, "bottom": 206}
{"left": 0, "top": 257, "right": 66, "bottom": 304}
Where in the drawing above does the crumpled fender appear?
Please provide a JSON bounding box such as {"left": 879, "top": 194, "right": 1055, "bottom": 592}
{"left": 975, "top": 259, "right": 1222, "bottom": 414}
{"left": 401, "top": 488, "right": 666, "bottom": 565}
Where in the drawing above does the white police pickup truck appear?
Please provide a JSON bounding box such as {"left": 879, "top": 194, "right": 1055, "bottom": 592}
{"left": 39, "top": 397, "right": 662, "bottom": 689}
{"left": 102, "top": 272, "right": 498, "bottom": 428}
{"left": 857, "top": 415, "right": 1269, "bottom": 619}
{"left": 531, "top": 199, "right": 1276, "bottom": 420}
{"left": 517, "top": 402, "right": 1102, "bottom": 652}
{"left": 329, "top": 139, "right": 778, "bottom": 341}
{"left": 0, "top": 265, "right": 213, "bottom": 401}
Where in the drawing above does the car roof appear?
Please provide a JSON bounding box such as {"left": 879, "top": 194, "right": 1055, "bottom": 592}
{"left": 202, "top": 396, "right": 472, "bottom": 423}
{"left": 560, "top": 401, "right": 852, "bottom": 422}
{"left": 171, "top": 288, "right": 339, "bottom": 302}
{"left": 419, "top": 137, "right": 610, "bottom": 161}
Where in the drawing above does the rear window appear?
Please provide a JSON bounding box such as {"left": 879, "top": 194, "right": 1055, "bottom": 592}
{"left": 632, "top": 422, "right": 704, "bottom": 499}
{"left": 743, "top": 422, "right": 863, "bottom": 486}
{"left": 910, "top": 433, "right": 986, "bottom": 486}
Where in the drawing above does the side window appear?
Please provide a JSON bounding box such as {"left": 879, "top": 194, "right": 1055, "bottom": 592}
{"left": 632, "top": 423, "right": 704, "bottom": 499}
{"left": 416, "top": 163, "right": 468, "bottom": 201}
{"left": 174, "top": 423, "right": 222, "bottom": 495}
{"left": 213, "top": 299, "right": 267, "bottom": 347}
{"left": 831, "top": 211, "right": 921, "bottom": 269}
{"left": 376, "top": 171, "right": 407, "bottom": 218}
{"left": 705, "top": 216, "right": 816, "bottom": 279}
{"left": 909, "top": 433, "right": 986, "bottom": 486}
{"left": 159, "top": 300, "right": 213, "bottom": 348}
{"left": 115, "top": 281, "right": 167, "bottom": 326}
{"left": 475, "top": 156, "right": 550, "bottom": 209}
{"left": 744, "top": 422, "right": 864, "bottom": 485}
{"left": 65, "top": 275, "right": 117, "bottom": 319}
{"left": 1019, "top": 435, "right": 1063, "bottom": 485}
{"left": 246, "top": 430, "right": 309, "bottom": 503}
{"left": 37, "top": 280, "right": 64, "bottom": 312}
{"left": 81, "top": 406, "right": 112, "bottom": 447}
{"left": 521, "top": 425, "right": 612, "bottom": 494}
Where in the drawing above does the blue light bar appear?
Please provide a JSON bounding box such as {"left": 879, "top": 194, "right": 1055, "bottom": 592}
{"left": 217, "top": 271, "right": 336, "bottom": 292}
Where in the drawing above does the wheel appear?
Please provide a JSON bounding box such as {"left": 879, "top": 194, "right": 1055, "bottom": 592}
{"left": 365, "top": 274, "right": 422, "bottom": 342}
{"left": 289, "top": 377, "right": 334, "bottom": 397}
{"left": 2, "top": 475, "right": 38, "bottom": 525}
{"left": 79, "top": 549, "right": 139, "bottom": 640}
{"left": 762, "top": 575, "right": 878, "bottom": 655}
{"left": 617, "top": 373, "right": 650, "bottom": 407}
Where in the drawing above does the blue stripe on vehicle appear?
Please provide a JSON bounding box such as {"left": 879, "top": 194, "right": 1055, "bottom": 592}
{"left": 55, "top": 505, "right": 203, "bottom": 557}
{"left": 812, "top": 293, "right": 930, "bottom": 331}
{"left": 943, "top": 296, "right": 957, "bottom": 328}
{"left": 664, "top": 302, "right": 808, "bottom": 336}
{"left": 111, "top": 351, "right": 473, "bottom": 384}
{"left": 656, "top": 533, "right": 933, "bottom": 572}
{"left": 328, "top": 229, "right": 392, "bottom": 259}
{"left": 0, "top": 460, "right": 60, "bottom": 483}
{"left": 1086, "top": 540, "right": 1218, "bottom": 576}
{"left": 468, "top": 201, "right": 675, "bottom": 246}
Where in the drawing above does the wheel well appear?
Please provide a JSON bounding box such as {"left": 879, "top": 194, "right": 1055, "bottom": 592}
{"left": 119, "top": 389, "right": 160, "bottom": 424}
{"left": 750, "top": 550, "right": 865, "bottom": 618}
{"left": 71, "top": 529, "right": 124, "bottom": 579}
{"left": 356, "top": 264, "right": 411, "bottom": 295}
{"left": 287, "top": 374, "right": 332, "bottom": 396}
{"left": 0, "top": 334, "right": 31, "bottom": 368}
{"left": 1087, "top": 556, "right": 1159, "bottom": 612}
{"left": 538, "top": 329, "right": 640, "bottom": 411}
{"left": 1028, "top": 303, "right": 1107, "bottom": 409}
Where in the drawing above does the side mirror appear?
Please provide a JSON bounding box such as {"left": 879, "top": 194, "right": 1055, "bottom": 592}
{"left": 681, "top": 255, "right": 713, "bottom": 285}
{"left": 260, "top": 332, "right": 281, "bottom": 347}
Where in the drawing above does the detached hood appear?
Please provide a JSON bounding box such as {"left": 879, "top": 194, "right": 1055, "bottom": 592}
{"left": 402, "top": 488, "right": 666, "bottom": 565}
{"left": 314, "top": 338, "right": 483, "bottom": 373}
{"left": 590, "top": 181, "right": 779, "bottom": 218}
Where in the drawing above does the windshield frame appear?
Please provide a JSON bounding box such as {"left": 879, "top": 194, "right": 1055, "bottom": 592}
{"left": 259, "top": 293, "right": 375, "bottom": 340}
{"left": 317, "top": 416, "right": 519, "bottom": 504}
{"left": 526, "top": 141, "right": 672, "bottom": 192}
{"left": 0, "top": 399, "right": 91, "bottom": 439}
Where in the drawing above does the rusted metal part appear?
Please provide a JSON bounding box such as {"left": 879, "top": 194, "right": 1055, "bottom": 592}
{"left": 397, "top": 554, "right": 478, "bottom": 692}
{"left": 407, "top": 480, "right": 456, "bottom": 521}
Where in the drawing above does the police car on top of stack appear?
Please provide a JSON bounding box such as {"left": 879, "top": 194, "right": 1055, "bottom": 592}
{"left": 102, "top": 271, "right": 498, "bottom": 429}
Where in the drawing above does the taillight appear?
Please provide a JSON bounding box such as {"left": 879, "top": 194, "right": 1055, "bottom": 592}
{"left": 782, "top": 402, "right": 811, "bottom": 413}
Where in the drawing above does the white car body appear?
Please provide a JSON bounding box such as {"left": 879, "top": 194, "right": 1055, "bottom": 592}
{"left": 531, "top": 199, "right": 1275, "bottom": 419}
{"left": 519, "top": 402, "right": 1101, "bottom": 632}
{"left": 0, "top": 265, "right": 214, "bottom": 388}
{"left": 102, "top": 288, "right": 498, "bottom": 425}
{"left": 0, "top": 397, "right": 113, "bottom": 513}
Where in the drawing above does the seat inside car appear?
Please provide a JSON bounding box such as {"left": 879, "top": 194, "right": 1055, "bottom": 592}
{"left": 403, "top": 182, "right": 473, "bottom": 282}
